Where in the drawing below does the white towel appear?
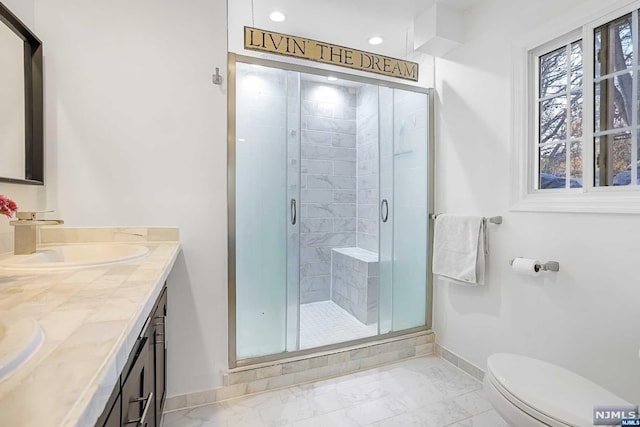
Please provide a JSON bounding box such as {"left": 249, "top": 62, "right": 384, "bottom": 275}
{"left": 432, "top": 214, "right": 486, "bottom": 285}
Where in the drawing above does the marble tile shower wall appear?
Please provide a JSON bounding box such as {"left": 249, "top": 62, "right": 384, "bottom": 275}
{"left": 356, "top": 85, "right": 379, "bottom": 253}
{"left": 300, "top": 81, "right": 358, "bottom": 303}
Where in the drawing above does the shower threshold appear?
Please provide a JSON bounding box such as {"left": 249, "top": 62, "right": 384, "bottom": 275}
{"left": 221, "top": 330, "right": 434, "bottom": 403}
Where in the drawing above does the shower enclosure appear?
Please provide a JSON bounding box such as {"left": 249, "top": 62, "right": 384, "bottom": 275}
{"left": 228, "top": 54, "right": 433, "bottom": 367}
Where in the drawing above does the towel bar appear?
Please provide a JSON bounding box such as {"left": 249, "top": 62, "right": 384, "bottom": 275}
{"left": 430, "top": 214, "right": 502, "bottom": 225}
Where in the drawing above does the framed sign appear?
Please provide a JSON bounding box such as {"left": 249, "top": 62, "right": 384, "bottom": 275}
{"left": 244, "top": 26, "right": 419, "bottom": 82}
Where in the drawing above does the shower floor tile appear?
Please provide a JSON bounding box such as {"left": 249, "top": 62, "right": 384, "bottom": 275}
{"left": 299, "top": 300, "right": 378, "bottom": 349}
{"left": 162, "top": 356, "right": 508, "bottom": 427}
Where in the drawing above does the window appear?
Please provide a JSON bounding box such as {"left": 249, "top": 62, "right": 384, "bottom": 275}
{"left": 513, "top": 1, "right": 640, "bottom": 213}
{"left": 535, "top": 9, "right": 640, "bottom": 191}
{"left": 594, "top": 13, "right": 637, "bottom": 187}
{"left": 537, "top": 41, "right": 584, "bottom": 189}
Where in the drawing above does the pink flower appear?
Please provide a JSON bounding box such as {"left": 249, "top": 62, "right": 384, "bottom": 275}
{"left": 0, "top": 195, "right": 18, "bottom": 218}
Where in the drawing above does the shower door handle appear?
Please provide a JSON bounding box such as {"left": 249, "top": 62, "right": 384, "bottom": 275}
{"left": 291, "top": 198, "right": 297, "bottom": 225}
{"left": 381, "top": 199, "right": 389, "bottom": 223}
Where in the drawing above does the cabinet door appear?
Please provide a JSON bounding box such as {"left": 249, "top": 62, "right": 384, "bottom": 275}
{"left": 122, "top": 337, "right": 153, "bottom": 427}
{"left": 95, "top": 376, "right": 120, "bottom": 427}
{"left": 153, "top": 286, "right": 167, "bottom": 427}
{"left": 103, "top": 394, "right": 121, "bottom": 427}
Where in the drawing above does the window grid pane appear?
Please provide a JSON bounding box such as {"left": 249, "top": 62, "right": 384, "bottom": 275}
{"left": 540, "top": 142, "right": 567, "bottom": 189}
{"left": 540, "top": 46, "right": 568, "bottom": 98}
{"left": 570, "top": 141, "right": 583, "bottom": 187}
{"left": 594, "top": 73, "right": 633, "bottom": 132}
{"left": 594, "top": 132, "right": 633, "bottom": 186}
{"left": 539, "top": 96, "right": 567, "bottom": 144}
{"left": 595, "top": 13, "right": 633, "bottom": 79}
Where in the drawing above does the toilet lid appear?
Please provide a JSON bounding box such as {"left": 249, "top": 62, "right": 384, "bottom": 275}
{"left": 487, "top": 353, "right": 631, "bottom": 427}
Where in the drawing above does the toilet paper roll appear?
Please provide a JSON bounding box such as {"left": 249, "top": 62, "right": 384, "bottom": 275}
{"left": 511, "top": 258, "right": 540, "bottom": 276}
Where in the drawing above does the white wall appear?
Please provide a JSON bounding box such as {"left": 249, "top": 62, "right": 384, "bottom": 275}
{"left": 434, "top": 0, "right": 640, "bottom": 402}
{"left": 0, "top": 0, "right": 45, "bottom": 245}
{"left": 33, "top": 0, "right": 229, "bottom": 395}
{"left": 2, "top": 0, "right": 34, "bottom": 25}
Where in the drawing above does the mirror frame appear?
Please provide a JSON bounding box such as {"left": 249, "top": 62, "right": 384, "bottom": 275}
{"left": 0, "top": 2, "right": 43, "bottom": 185}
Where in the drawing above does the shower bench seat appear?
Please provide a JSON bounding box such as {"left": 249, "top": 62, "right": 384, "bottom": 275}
{"left": 331, "top": 247, "right": 379, "bottom": 325}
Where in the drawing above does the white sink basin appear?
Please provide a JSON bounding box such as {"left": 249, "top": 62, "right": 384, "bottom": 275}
{"left": 0, "top": 315, "right": 44, "bottom": 381}
{"left": 0, "top": 244, "right": 150, "bottom": 270}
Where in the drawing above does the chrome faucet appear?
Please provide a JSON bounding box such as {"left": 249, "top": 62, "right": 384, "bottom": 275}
{"left": 9, "top": 211, "right": 64, "bottom": 255}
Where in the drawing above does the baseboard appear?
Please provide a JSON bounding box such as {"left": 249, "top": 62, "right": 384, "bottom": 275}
{"left": 435, "top": 343, "right": 485, "bottom": 382}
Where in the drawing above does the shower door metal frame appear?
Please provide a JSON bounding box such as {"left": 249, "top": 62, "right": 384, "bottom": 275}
{"left": 227, "top": 52, "right": 435, "bottom": 369}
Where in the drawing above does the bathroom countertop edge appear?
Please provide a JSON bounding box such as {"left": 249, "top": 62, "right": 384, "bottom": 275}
{"left": 70, "top": 242, "right": 181, "bottom": 427}
{"left": 0, "top": 240, "right": 181, "bottom": 427}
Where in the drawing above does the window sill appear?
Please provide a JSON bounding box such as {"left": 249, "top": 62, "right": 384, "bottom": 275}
{"left": 510, "top": 191, "right": 640, "bottom": 214}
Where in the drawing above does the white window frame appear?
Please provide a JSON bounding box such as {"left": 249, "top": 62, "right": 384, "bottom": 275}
{"left": 511, "top": 0, "right": 640, "bottom": 213}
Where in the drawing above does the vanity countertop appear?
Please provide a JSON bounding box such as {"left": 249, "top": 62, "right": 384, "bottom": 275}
{"left": 0, "top": 227, "right": 180, "bottom": 427}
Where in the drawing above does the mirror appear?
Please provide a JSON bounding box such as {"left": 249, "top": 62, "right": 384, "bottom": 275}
{"left": 0, "top": 1, "right": 43, "bottom": 185}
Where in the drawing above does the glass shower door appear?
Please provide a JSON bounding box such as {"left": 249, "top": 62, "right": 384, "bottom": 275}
{"left": 379, "top": 87, "right": 430, "bottom": 332}
{"left": 233, "top": 58, "right": 431, "bottom": 363}
{"left": 235, "top": 63, "right": 300, "bottom": 359}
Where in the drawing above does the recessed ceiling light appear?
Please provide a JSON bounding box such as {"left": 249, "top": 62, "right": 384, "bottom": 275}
{"left": 269, "top": 11, "right": 286, "bottom": 22}
{"left": 327, "top": 76, "right": 338, "bottom": 82}
{"left": 368, "top": 36, "right": 383, "bottom": 45}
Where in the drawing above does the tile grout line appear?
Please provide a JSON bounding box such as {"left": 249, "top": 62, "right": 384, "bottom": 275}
{"left": 442, "top": 408, "right": 497, "bottom": 427}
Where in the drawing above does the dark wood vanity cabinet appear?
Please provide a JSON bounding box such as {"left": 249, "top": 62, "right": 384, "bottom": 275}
{"left": 152, "top": 287, "right": 167, "bottom": 427}
{"left": 95, "top": 284, "right": 168, "bottom": 427}
{"left": 121, "top": 322, "right": 153, "bottom": 427}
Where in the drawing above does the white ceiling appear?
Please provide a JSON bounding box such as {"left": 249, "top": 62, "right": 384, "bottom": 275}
{"left": 245, "top": 0, "right": 482, "bottom": 58}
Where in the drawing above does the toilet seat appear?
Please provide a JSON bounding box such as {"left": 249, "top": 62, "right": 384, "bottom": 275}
{"left": 484, "top": 371, "right": 568, "bottom": 426}
{"left": 486, "top": 362, "right": 572, "bottom": 426}
{"left": 486, "top": 353, "right": 631, "bottom": 427}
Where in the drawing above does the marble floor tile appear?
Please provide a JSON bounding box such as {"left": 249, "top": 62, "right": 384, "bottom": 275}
{"left": 162, "top": 356, "right": 508, "bottom": 427}
{"left": 162, "top": 404, "right": 227, "bottom": 427}
{"left": 446, "top": 409, "right": 509, "bottom": 427}
{"left": 450, "top": 390, "right": 493, "bottom": 415}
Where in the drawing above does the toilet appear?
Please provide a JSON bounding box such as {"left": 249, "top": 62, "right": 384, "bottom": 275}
{"left": 484, "top": 353, "right": 632, "bottom": 426}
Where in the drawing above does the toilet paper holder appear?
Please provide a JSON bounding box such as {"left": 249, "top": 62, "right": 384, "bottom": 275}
{"left": 509, "top": 259, "right": 560, "bottom": 272}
